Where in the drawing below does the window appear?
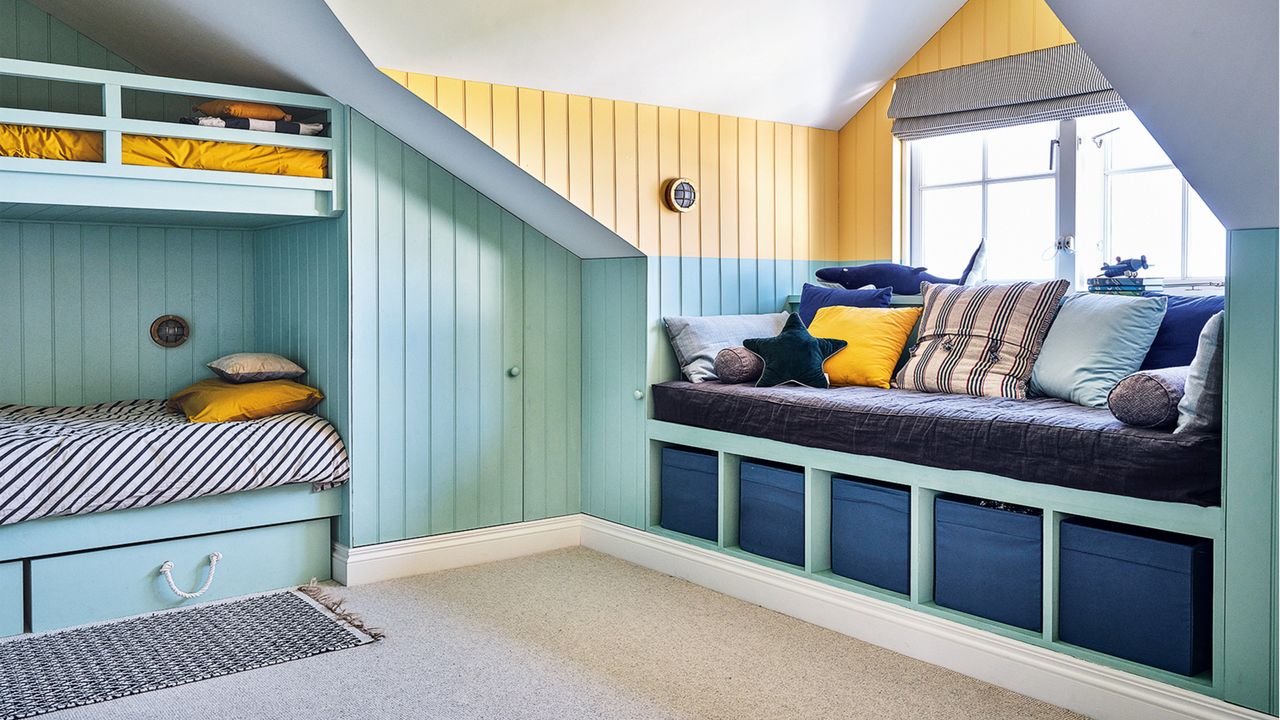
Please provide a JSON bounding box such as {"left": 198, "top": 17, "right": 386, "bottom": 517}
{"left": 907, "top": 112, "right": 1225, "bottom": 286}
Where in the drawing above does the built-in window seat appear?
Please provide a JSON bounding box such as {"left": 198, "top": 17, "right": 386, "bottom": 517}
{"left": 651, "top": 380, "right": 1220, "bottom": 506}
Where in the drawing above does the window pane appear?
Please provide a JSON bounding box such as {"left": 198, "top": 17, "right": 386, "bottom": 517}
{"left": 920, "top": 186, "right": 982, "bottom": 277}
{"left": 917, "top": 131, "right": 983, "bottom": 186}
{"left": 987, "top": 122, "right": 1057, "bottom": 179}
{"left": 1186, "top": 186, "right": 1226, "bottom": 277}
{"left": 1109, "top": 169, "right": 1182, "bottom": 274}
{"left": 1108, "top": 113, "right": 1172, "bottom": 170}
{"left": 986, "top": 178, "right": 1056, "bottom": 281}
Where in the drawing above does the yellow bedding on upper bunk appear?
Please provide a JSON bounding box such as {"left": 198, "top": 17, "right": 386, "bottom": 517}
{"left": 0, "top": 123, "right": 327, "bottom": 178}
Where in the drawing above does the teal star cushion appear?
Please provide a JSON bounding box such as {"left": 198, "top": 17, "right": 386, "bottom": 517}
{"left": 742, "top": 313, "right": 847, "bottom": 389}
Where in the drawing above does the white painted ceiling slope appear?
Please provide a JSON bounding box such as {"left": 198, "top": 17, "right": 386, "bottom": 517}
{"left": 1048, "top": 0, "right": 1278, "bottom": 230}
{"left": 323, "top": 0, "right": 966, "bottom": 130}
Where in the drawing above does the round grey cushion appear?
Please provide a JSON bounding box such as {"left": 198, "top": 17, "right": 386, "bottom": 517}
{"left": 714, "top": 346, "right": 764, "bottom": 384}
{"left": 1107, "top": 367, "right": 1190, "bottom": 428}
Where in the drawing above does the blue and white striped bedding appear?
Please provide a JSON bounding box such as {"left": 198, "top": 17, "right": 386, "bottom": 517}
{"left": 0, "top": 400, "right": 349, "bottom": 526}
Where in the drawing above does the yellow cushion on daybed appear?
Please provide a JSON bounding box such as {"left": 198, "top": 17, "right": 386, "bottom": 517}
{"left": 194, "top": 99, "right": 292, "bottom": 121}
{"left": 168, "top": 378, "right": 323, "bottom": 423}
{"left": 808, "top": 306, "right": 923, "bottom": 389}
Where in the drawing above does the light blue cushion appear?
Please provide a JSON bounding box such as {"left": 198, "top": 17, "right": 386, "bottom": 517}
{"left": 1175, "top": 311, "right": 1224, "bottom": 434}
{"left": 1030, "top": 293, "right": 1168, "bottom": 407}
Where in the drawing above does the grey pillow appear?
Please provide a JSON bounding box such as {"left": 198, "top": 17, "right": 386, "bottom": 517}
{"left": 714, "top": 347, "right": 764, "bottom": 384}
{"left": 1176, "top": 311, "right": 1224, "bottom": 434}
{"left": 663, "top": 313, "right": 787, "bottom": 382}
{"left": 1108, "top": 367, "right": 1188, "bottom": 428}
{"left": 207, "top": 352, "right": 306, "bottom": 383}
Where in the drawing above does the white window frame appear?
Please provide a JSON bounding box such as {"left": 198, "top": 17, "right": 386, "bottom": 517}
{"left": 905, "top": 115, "right": 1225, "bottom": 287}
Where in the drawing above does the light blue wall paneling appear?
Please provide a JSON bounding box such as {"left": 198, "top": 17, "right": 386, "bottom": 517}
{"left": 1222, "top": 227, "right": 1279, "bottom": 712}
{"left": 0, "top": 0, "right": 199, "bottom": 119}
{"left": 0, "top": 221, "right": 254, "bottom": 406}
{"left": 347, "top": 110, "right": 581, "bottom": 547}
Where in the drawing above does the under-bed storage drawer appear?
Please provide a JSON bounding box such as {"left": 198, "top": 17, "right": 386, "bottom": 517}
{"left": 831, "top": 477, "right": 910, "bottom": 594}
{"left": 0, "top": 561, "right": 21, "bottom": 638}
{"left": 660, "top": 446, "right": 719, "bottom": 541}
{"left": 29, "top": 518, "right": 331, "bottom": 632}
{"left": 934, "top": 496, "right": 1042, "bottom": 632}
{"left": 739, "top": 460, "right": 805, "bottom": 566}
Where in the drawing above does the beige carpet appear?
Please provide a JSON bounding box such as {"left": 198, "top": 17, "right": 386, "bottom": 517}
{"left": 49, "top": 547, "right": 1085, "bottom": 719}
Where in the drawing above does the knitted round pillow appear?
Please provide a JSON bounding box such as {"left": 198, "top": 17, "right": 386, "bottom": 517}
{"left": 1107, "top": 366, "right": 1189, "bottom": 428}
{"left": 713, "top": 346, "right": 764, "bottom": 384}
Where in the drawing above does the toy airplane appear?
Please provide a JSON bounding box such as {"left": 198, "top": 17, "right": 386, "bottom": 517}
{"left": 1100, "top": 256, "right": 1151, "bottom": 278}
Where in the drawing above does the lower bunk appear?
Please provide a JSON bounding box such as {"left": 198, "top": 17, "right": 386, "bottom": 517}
{"left": 0, "top": 399, "right": 350, "bottom": 636}
{"left": 646, "top": 411, "right": 1225, "bottom": 699}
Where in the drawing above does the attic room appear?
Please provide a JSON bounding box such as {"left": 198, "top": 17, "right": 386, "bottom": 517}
{"left": 0, "top": 0, "right": 1275, "bottom": 718}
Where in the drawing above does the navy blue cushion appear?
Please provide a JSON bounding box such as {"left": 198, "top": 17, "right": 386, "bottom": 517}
{"left": 797, "top": 283, "right": 892, "bottom": 326}
{"left": 1140, "top": 294, "right": 1225, "bottom": 370}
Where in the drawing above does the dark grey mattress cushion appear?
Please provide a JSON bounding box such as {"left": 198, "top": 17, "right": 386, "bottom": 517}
{"left": 652, "top": 381, "right": 1221, "bottom": 506}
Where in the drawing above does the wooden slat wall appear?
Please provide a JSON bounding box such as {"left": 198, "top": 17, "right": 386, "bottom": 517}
{"left": 0, "top": 0, "right": 184, "bottom": 120}
{"left": 0, "top": 221, "right": 254, "bottom": 405}
{"left": 837, "top": 0, "right": 1074, "bottom": 262}
{"left": 379, "top": 70, "right": 840, "bottom": 263}
{"left": 347, "top": 110, "right": 582, "bottom": 547}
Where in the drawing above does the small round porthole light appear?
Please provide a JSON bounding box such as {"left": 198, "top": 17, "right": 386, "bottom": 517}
{"left": 150, "top": 315, "right": 190, "bottom": 348}
{"left": 664, "top": 177, "right": 697, "bottom": 213}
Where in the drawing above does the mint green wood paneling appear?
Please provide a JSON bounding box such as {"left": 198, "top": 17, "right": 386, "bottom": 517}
{"left": 349, "top": 111, "right": 575, "bottom": 546}
{"left": 1222, "top": 227, "right": 1279, "bottom": 713}
{"left": 523, "top": 233, "right": 583, "bottom": 521}
{"left": 0, "top": 561, "right": 20, "bottom": 637}
{"left": 0, "top": 221, "right": 254, "bottom": 405}
{"left": 581, "top": 257, "right": 647, "bottom": 528}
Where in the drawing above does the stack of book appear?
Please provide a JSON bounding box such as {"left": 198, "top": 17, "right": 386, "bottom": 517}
{"left": 1086, "top": 276, "right": 1164, "bottom": 295}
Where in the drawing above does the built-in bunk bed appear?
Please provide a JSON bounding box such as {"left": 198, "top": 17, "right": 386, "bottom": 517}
{"left": 647, "top": 288, "right": 1229, "bottom": 699}
{"left": 0, "top": 57, "right": 350, "bottom": 636}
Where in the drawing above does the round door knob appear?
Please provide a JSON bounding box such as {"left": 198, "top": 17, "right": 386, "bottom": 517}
{"left": 508, "top": 366, "right": 521, "bottom": 377}
{"left": 633, "top": 389, "right": 645, "bottom": 400}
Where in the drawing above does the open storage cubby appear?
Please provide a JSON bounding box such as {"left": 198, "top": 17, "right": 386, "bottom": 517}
{"left": 646, "top": 419, "right": 1225, "bottom": 696}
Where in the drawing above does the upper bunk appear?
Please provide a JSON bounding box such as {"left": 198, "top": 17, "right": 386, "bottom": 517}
{"left": 0, "top": 57, "right": 346, "bottom": 227}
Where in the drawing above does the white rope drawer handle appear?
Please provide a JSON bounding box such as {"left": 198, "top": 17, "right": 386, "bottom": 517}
{"left": 159, "top": 552, "right": 223, "bottom": 599}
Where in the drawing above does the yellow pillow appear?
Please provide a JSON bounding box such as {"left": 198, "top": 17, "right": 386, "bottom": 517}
{"left": 808, "top": 306, "right": 923, "bottom": 388}
{"left": 168, "top": 378, "right": 323, "bottom": 423}
{"left": 193, "top": 100, "right": 292, "bottom": 121}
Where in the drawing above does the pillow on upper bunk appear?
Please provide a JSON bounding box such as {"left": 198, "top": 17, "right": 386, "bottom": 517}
{"left": 193, "top": 99, "right": 292, "bottom": 122}
{"left": 208, "top": 352, "right": 306, "bottom": 383}
{"left": 168, "top": 378, "right": 322, "bottom": 423}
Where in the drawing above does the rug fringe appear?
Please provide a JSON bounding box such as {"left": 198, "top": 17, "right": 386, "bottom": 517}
{"left": 298, "top": 581, "right": 386, "bottom": 641}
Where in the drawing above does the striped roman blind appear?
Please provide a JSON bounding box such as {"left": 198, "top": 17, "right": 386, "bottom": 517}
{"left": 887, "top": 43, "right": 1128, "bottom": 141}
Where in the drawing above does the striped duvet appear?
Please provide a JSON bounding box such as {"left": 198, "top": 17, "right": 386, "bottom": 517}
{"left": 0, "top": 400, "right": 350, "bottom": 526}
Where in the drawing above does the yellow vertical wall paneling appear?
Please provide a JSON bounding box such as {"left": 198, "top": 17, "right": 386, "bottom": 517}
{"left": 380, "top": 70, "right": 838, "bottom": 261}
{"left": 836, "top": 0, "right": 1074, "bottom": 261}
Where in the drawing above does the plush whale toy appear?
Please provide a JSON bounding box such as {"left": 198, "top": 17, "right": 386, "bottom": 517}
{"left": 814, "top": 240, "right": 986, "bottom": 295}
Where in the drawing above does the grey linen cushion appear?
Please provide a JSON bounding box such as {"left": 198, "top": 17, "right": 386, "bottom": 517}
{"left": 714, "top": 347, "right": 764, "bottom": 384}
{"left": 663, "top": 313, "right": 788, "bottom": 382}
{"left": 1108, "top": 367, "right": 1188, "bottom": 428}
{"left": 207, "top": 352, "right": 306, "bottom": 383}
{"left": 1176, "top": 311, "right": 1225, "bottom": 434}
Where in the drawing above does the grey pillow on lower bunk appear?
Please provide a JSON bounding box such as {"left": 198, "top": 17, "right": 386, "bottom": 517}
{"left": 664, "top": 313, "right": 788, "bottom": 383}
{"left": 713, "top": 347, "right": 764, "bottom": 384}
{"left": 1108, "top": 367, "right": 1188, "bottom": 428}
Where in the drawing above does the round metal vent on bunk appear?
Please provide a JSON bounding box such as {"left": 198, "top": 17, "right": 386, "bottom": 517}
{"left": 150, "top": 315, "right": 190, "bottom": 348}
{"left": 664, "top": 177, "right": 698, "bottom": 213}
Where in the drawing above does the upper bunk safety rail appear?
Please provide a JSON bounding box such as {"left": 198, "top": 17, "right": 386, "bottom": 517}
{"left": 0, "top": 58, "right": 347, "bottom": 214}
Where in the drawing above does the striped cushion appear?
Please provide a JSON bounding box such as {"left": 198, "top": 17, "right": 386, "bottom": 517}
{"left": 895, "top": 280, "right": 1070, "bottom": 398}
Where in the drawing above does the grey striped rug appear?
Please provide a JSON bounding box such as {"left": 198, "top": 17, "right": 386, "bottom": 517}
{"left": 0, "top": 589, "right": 380, "bottom": 719}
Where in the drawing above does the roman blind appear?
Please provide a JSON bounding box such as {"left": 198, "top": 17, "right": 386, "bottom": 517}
{"left": 887, "top": 43, "right": 1127, "bottom": 141}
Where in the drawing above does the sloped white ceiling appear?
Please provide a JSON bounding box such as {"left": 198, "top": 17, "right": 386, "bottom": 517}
{"left": 31, "top": 0, "right": 642, "bottom": 259}
{"left": 323, "top": 0, "right": 965, "bottom": 130}
{"left": 1048, "top": 0, "right": 1278, "bottom": 230}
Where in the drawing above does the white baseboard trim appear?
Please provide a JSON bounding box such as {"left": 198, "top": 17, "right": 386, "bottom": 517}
{"left": 578, "top": 516, "right": 1272, "bottom": 720}
{"left": 332, "top": 514, "right": 1268, "bottom": 720}
{"left": 332, "top": 515, "right": 582, "bottom": 586}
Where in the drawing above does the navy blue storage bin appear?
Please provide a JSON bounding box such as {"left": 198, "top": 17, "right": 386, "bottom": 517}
{"left": 831, "top": 477, "right": 910, "bottom": 594}
{"left": 1059, "top": 518, "right": 1212, "bottom": 676}
{"left": 738, "top": 460, "right": 805, "bottom": 566}
{"left": 659, "top": 446, "right": 718, "bottom": 542}
{"left": 934, "top": 496, "right": 1042, "bottom": 631}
